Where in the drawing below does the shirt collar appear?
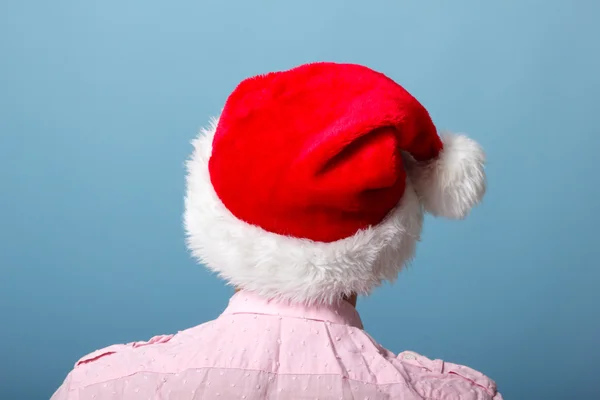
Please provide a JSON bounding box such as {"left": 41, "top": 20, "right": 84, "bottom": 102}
{"left": 221, "top": 291, "right": 363, "bottom": 329}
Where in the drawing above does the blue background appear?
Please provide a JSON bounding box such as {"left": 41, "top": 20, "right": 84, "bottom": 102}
{"left": 1, "top": 1, "right": 598, "bottom": 399}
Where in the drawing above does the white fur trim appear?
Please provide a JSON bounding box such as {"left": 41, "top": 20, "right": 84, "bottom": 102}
{"left": 407, "top": 133, "right": 486, "bottom": 219}
{"left": 184, "top": 118, "right": 424, "bottom": 305}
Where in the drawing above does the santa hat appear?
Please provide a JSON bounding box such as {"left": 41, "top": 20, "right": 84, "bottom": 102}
{"left": 185, "top": 62, "right": 486, "bottom": 304}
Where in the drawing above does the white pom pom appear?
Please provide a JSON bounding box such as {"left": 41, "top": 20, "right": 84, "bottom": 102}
{"left": 407, "top": 133, "right": 486, "bottom": 219}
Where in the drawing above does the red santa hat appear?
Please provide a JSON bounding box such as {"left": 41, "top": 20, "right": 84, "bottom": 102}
{"left": 185, "top": 62, "right": 486, "bottom": 304}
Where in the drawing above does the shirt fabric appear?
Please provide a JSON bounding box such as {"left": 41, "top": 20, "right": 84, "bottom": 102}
{"left": 51, "top": 292, "right": 502, "bottom": 400}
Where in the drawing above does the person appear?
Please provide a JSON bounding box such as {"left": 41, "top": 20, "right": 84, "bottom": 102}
{"left": 51, "top": 62, "right": 502, "bottom": 399}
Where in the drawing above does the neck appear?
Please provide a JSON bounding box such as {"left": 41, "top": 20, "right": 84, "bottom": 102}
{"left": 234, "top": 288, "right": 357, "bottom": 308}
{"left": 342, "top": 293, "right": 357, "bottom": 307}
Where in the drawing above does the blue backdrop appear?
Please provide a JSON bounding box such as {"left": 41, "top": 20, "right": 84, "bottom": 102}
{"left": 1, "top": 1, "right": 598, "bottom": 399}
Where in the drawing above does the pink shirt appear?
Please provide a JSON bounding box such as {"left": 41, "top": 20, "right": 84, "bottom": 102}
{"left": 51, "top": 292, "right": 502, "bottom": 399}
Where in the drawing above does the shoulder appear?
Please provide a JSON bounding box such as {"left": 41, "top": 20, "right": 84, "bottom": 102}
{"left": 51, "top": 332, "right": 181, "bottom": 399}
{"left": 396, "top": 351, "right": 503, "bottom": 400}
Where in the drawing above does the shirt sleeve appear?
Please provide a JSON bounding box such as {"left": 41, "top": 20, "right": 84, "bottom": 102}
{"left": 396, "top": 351, "right": 503, "bottom": 400}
